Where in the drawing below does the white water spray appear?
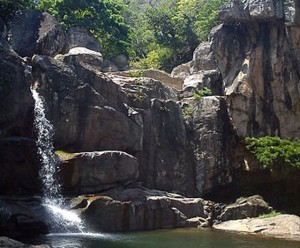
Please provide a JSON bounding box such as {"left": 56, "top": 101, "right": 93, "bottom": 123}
{"left": 31, "top": 87, "right": 84, "bottom": 233}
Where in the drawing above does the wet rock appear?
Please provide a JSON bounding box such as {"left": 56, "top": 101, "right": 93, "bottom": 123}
{"left": 64, "top": 26, "right": 101, "bottom": 53}
{"left": 60, "top": 151, "right": 139, "bottom": 194}
{"left": 219, "top": 195, "right": 273, "bottom": 221}
{"left": 0, "top": 237, "right": 52, "bottom": 248}
{"left": 0, "top": 197, "right": 49, "bottom": 236}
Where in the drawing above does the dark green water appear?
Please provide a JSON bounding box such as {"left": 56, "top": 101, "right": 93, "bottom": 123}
{"left": 22, "top": 228, "right": 300, "bottom": 248}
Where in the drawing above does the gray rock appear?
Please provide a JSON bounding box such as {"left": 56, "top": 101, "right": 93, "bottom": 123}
{"left": 112, "top": 54, "right": 130, "bottom": 71}
{"left": 0, "top": 18, "right": 7, "bottom": 38}
{"left": 171, "top": 61, "right": 192, "bottom": 80}
{"left": 64, "top": 26, "right": 101, "bottom": 52}
{"left": 60, "top": 151, "right": 139, "bottom": 194}
{"left": 186, "top": 96, "right": 232, "bottom": 195}
{"left": 101, "top": 59, "right": 119, "bottom": 72}
{"left": 55, "top": 47, "right": 103, "bottom": 70}
{"left": 219, "top": 195, "right": 273, "bottom": 221}
{"left": 10, "top": 10, "right": 65, "bottom": 57}
{"left": 76, "top": 188, "right": 213, "bottom": 232}
{"left": 214, "top": 214, "right": 300, "bottom": 241}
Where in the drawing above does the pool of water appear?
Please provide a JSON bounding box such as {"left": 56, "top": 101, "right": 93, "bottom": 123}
{"left": 21, "top": 228, "right": 300, "bottom": 248}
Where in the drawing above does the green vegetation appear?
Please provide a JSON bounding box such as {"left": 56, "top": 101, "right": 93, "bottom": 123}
{"left": 193, "top": 87, "right": 212, "bottom": 101}
{"left": 55, "top": 150, "right": 76, "bottom": 161}
{"left": 182, "top": 105, "right": 194, "bottom": 119}
{"left": 35, "top": 0, "right": 134, "bottom": 58}
{"left": 258, "top": 210, "right": 281, "bottom": 219}
{"left": 245, "top": 136, "right": 300, "bottom": 169}
{"left": 1, "top": 0, "right": 229, "bottom": 70}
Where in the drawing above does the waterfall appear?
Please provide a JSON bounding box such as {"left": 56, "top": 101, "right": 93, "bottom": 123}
{"left": 31, "top": 87, "right": 84, "bottom": 233}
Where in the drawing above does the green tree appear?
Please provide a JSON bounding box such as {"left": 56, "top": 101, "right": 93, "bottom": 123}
{"left": 36, "top": 0, "right": 134, "bottom": 58}
{"left": 0, "top": 0, "right": 35, "bottom": 23}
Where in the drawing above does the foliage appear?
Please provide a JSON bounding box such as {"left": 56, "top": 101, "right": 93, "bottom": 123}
{"left": 193, "top": 87, "right": 212, "bottom": 101}
{"left": 35, "top": 0, "right": 134, "bottom": 58}
{"left": 0, "top": 0, "right": 35, "bottom": 22}
{"left": 131, "top": 50, "right": 161, "bottom": 69}
{"left": 182, "top": 105, "right": 194, "bottom": 119}
{"left": 258, "top": 210, "right": 281, "bottom": 219}
{"left": 55, "top": 150, "right": 76, "bottom": 161}
{"left": 245, "top": 136, "right": 300, "bottom": 169}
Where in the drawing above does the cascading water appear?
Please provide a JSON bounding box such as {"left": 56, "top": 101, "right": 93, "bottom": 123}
{"left": 31, "top": 86, "right": 84, "bottom": 233}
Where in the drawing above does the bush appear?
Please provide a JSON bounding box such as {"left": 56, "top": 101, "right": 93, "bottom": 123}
{"left": 245, "top": 136, "right": 300, "bottom": 169}
{"left": 193, "top": 87, "right": 212, "bottom": 101}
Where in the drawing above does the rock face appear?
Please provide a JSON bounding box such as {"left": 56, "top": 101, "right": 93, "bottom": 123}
{"left": 214, "top": 214, "right": 300, "bottom": 241}
{"left": 60, "top": 151, "right": 139, "bottom": 194}
{"left": 10, "top": 10, "right": 65, "bottom": 57}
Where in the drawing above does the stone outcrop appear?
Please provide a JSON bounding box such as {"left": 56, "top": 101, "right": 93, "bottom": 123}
{"left": 10, "top": 10, "right": 65, "bottom": 57}
{"left": 219, "top": 195, "right": 272, "bottom": 221}
{"left": 60, "top": 151, "right": 139, "bottom": 194}
{"left": 214, "top": 214, "right": 300, "bottom": 241}
{"left": 55, "top": 47, "right": 103, "bottom": 70}
{"left": 74, "top": 188, "right": 215, "bottom": 232}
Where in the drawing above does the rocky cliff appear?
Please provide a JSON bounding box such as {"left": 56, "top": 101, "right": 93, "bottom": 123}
{"left": 1, "top": 0, "right": 300, "bottom": 236}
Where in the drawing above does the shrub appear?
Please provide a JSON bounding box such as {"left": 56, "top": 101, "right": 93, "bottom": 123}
{"left": 193, "top": 87, "right": 212, "bottom": 101}
{"left": 245, "top": 136, "right": 300, "bottom": 169}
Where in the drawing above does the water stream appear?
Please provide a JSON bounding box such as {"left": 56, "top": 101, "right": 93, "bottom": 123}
{"left": 31, "top": 87, "right": 84, "bottom": 233}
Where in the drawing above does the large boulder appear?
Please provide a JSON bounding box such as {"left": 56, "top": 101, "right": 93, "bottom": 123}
{"left": 75, "top": 188, "right": 214, "bottom": 232}
{"left": 219, "top": 195, "right": 273, "bottom": 221}
{"left": 10, "top": 10, "right": 65, "bottom": 57}
{"left": 214, "top": 214, "right": 300, "bottom": 241}
{"left": 60, "top": 151, "right": 139, "bottom": 194}
{"left": 64, "top": 26, "right": 101, "bottom": 53}
{"left": 55, "top": 47, "right": 103, "bottom": 70}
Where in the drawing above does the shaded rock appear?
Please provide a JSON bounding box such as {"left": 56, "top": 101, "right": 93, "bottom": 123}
{"left": 0, "top": 197, "right": 49, "bottom": 236}
{"left": 10, "top": 10, "right": 65, "bottom": 57}
{"left": 76, "top": 188, "right": 213, "bottom": 232}
{"left": 64, "top": 26, "right": 101, "bottom": 53}
{"left": 0, "top": 18, "right": 7, "bottom": 38}
{"left": 219, "top": 195, "right": 273, "bottom": 221}
{"left": 101, "top": 59, "right": 119, "bottom": 72}
{"left": 214, "top": 214, "right": 300, "bottom": 241}
{"left": 112, "top": 54, "right": 130, "bottom": 71}
{"left": 55, "top": 47, "right": 103, "bottom": 70}
{"left": 0, "top": 237, "right": 52, "bottom": 248}
{"left": 60, "top": 151, "right": 139, "bottom": 194}
{"left": 35, "top": 13, "right": 66, "bottom": 56}
{"left": 0, "top": 37, "right": 37, "bottom": 195}
{"left": 185, "top": 96, "right": 232, "bottom": 196}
